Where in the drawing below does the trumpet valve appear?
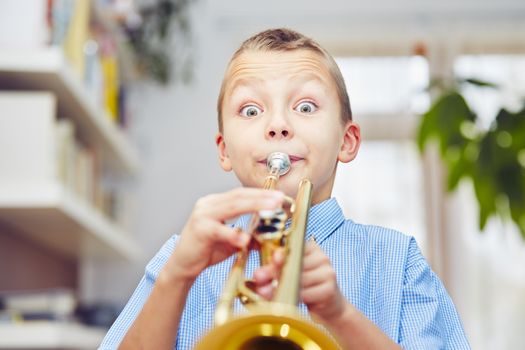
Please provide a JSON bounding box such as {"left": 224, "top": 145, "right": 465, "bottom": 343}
{"left": 255, "top": 208, "right": 287, "bottom": 265}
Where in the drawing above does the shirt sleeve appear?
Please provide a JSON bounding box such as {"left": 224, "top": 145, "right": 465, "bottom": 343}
{"left": 98, "top": 235, "right": 179, "bottom": 349}
{"left": 398, "top": 238, "right": 471, "bottom": 349}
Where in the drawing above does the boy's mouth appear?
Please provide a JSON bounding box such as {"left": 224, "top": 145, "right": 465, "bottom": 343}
{"left": 288, "top": 155, "right": 304, "bottom": 162}
{"left": 257, "top": 154, "right": 304, "bottom": 165}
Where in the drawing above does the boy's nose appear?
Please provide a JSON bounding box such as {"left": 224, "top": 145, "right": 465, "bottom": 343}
{"left": 266, "top": 114, "right": 293, "bottom": 140}
{"left": 268, "top": 129, "right": 289, "bottom": 138}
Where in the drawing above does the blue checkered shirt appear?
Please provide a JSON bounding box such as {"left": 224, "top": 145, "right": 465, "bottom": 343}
{"left": 100, "top": 198, "right": 470, "bottom": 349}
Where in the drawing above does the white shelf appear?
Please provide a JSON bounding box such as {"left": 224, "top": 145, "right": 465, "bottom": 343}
{"left": 0, "top": 47, "right": 140, "bottom": 175}
{"left": 0, "top": 322, "right": 106, "bottom": 349}
{"left": 0, "top": 183, "right": 141, "bottom": 261}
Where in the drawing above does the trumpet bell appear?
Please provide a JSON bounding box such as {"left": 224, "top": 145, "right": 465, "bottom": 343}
{"left": 194, "top": 303, "right": 341, "bottom": 350}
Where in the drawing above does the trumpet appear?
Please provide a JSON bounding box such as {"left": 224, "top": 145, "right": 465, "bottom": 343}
{"left": 194, "top": 152, "right": 341, "bottom": 350}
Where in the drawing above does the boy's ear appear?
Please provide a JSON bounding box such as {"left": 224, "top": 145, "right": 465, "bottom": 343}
{"left": 215, "top": 132, "right": 232, "bottom": 171}
{"left": 338, "top": 121, "right": 361, "bottom": 163}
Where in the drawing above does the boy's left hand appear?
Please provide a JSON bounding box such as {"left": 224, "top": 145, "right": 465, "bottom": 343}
{"left": 253, "top": 241, "right": 348, "bottom": 325}
{"left": 300, "top": 241, "right": 347, "bottom": 324}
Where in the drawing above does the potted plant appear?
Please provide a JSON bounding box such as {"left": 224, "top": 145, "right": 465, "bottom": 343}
{"left": 417, "top": 78, "right": 525, "bottom": 239}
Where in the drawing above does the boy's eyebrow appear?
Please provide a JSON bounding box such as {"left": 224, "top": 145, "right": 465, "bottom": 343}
{"left": 228, "top": 77, "right": 264, "bottom": 93}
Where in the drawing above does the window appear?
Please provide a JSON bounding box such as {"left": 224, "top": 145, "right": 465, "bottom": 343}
{"left": 332, "top": 56, "right": 429, "bottom": 253}
{"left": 336, "top": 56, "right": 429, "bottom": 115}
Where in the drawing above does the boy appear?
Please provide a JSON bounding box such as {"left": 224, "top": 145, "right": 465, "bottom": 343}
{"left": 100, "top": 28, "right": 470, "bottom": 349}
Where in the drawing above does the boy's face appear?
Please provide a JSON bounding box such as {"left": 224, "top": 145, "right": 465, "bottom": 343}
{"left": 216, "top": 49, "right": 360, "bottom": 204}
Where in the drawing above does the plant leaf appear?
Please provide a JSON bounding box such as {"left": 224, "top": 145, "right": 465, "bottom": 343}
{"left": 460, "top": 78, "right": 499, "bottom": 88}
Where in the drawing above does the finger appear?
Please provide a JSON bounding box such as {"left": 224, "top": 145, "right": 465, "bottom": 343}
{"left": 253, "top": 265, "right": 277, "bottom": 284}
{"left": 304, "top": 240, "right": 316, "bottom": 255}
{"left": 204, "top": 222, "right": 250, "bottom": 249}
{"left": 200, "top": 188, "right": 284, "bottom": 221}
{"left": 300, "top": 282, "right": 333, "bottom": 305}
{"left": 301, "top": 265, "right": 336, "bottom": 288}
{"left": 228, "top": 228, "right": 251, "bottom": 248}
{"left": 272, "top": 247, "right": 286, "bottom": 268}
{"left": 256, "top": 283, "right": 274, "bottom": 300}
{"left": 302, "top": 248, "right": 331, "bottom": 272}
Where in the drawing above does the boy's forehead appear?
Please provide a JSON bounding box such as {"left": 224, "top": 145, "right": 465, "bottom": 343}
{"left": 224, "top": 49, "right": 334, "bottom": 89}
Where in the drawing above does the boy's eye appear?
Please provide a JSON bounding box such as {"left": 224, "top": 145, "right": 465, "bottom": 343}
{"left": 295, "top": 101, "right": 317, "bottom": 114}
{"left": 240, "top": 105, "right": 262, "bottom": 117}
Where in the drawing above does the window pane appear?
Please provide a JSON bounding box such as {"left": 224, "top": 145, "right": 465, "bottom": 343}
{"left": 333, "top": 141, "right": 427, "bottom": 254}
{"left": 336, "top": 56, "right": 430, "bottom": 115}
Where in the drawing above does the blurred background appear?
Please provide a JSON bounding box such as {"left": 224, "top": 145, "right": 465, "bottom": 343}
{"left": 0, "top": 0, "right": 524, "bottom": 348}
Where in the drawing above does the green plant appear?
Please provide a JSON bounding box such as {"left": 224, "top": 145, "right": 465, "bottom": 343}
{"left": 123, "top": 0, "right": 195, "bottom": 84}
{"left": 417, "top": 79, "right": 525, "bottom": 238}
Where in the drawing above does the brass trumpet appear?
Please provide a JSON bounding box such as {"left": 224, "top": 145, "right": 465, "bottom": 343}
{"left": 194, "top": 152, "right": 341, "bottom": 350}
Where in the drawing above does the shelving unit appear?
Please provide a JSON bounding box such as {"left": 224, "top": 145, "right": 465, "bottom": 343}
{"left": 0, "top": 322, "right": 106, "bottom": 350}
{"left": 0, "top": 3, "right": 141, "bottom": 348}
{"left": 0, "top": 47, "right": 140, "bottom": 175}
{"left": 0, "top": 74, "right": 141, "bottom": 262}
{"left": 0, "top": 45, "right": 142, "bottom": 262}
{"left": 0, "top": 182, "right": 140, "bottom": 261}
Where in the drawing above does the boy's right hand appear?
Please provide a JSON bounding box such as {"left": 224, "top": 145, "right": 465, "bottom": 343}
{"left": 162, "top": 188, "right": 284, "bottom": 282}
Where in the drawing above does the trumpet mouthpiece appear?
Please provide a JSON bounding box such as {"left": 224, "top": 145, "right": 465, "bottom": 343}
{"left": 266, "top": 152, "right": 291, "bottom": 176}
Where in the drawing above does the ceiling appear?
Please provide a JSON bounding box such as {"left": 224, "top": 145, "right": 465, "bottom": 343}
{"left": 206, "top": 0, "right": 525, "bottom": 55}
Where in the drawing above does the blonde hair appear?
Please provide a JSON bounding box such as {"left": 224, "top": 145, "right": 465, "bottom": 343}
{"left": 217, "top": 28, "right": 352, "bottom": 131}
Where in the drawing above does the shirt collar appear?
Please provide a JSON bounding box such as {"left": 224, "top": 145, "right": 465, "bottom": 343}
{"left": 234, "top": 197, "right": 345, "bottom": 244}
